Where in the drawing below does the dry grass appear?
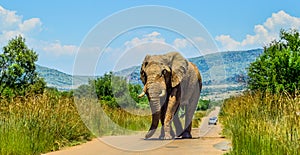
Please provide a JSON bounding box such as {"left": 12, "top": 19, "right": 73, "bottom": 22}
{"left": 0, "top": 92, "right": 207, "bottom": 154}
{"left": 220, "top": 92, "right": 300, "bottom": 155}
{"left": 0, "top": 92, "right": 92, "bottom": 155}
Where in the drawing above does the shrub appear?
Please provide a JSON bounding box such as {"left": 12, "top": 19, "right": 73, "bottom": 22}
{"left": 248, "top": 29, "right": 300, "bottom": 95}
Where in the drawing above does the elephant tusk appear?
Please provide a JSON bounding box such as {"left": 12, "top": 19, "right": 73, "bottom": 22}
{"left": 138, "top": 85, "right": 148, "bottom": 98}
{"left": 159, "top": 89, "right": 166, "bottom": 97}
{"left": 138, "top": 91, "right": 146, "bottom": 98}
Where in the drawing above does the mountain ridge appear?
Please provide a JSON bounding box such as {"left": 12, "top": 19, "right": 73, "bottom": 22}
{"left": 37, "top": 49, "right": 263, "bottom": 91}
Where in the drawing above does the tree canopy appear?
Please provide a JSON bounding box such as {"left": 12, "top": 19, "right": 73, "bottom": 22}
{"left": 74, "top": 72, "right": 148, "bottom": 108}
{"left": 247, "top": 29, "right": 300, "bottom": 94}
{"left": 0, "top": 36, "right": 45, "bottom": 97}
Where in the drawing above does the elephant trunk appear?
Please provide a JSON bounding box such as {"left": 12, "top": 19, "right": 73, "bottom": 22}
{"left": 145, "top": 98, "right": 161, "bottom": 139}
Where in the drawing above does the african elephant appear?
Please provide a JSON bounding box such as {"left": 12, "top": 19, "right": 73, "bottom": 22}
{"left": 138, "top": 52, "right": 202, "bottom": 140}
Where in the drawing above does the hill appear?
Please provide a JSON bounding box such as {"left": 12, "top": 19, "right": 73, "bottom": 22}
{"left": 36, "top": 65, "right": 91, "bottom": 91}
{"left": 36, "top": 49, "right": 263, "bottom": 94}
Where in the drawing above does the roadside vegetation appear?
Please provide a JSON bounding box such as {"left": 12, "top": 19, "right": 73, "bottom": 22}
{"left": 0, "top": 91, "right": 91, "bottom": 154}
{"left": 0, "top": 36, "right": 212, "bottom": 154}
{"left": 220, "top": 29, "right": 300, "bottom": 155}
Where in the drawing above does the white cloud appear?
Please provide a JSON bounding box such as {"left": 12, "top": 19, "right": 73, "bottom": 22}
{"left": 173, "top": 38, "right": 188, "bottom": 49}
{"left": 0, "top": 5, "right": 21, "bottom": 30}
{"left": 173, "top": 37, "right": 207, "bottom": 49}
{"left": 42, "top": 41, "right": 78, "bottom": 56}
{"left": 19, "top": 18, "right": 42, "bottom": 33}
{"left": 0, "top": 5, "right": 77, "bottom": 56}
{"left": 216, "top": 10, "right": 300, "bottom": 51}
{"left": 215, "top": 35, "right": 241, "bottom": 50}
{"left": 0, "top": 6, "right": 42, "bottom": 42}
{"left": 144, "top": 31, "right": 160, "bottom": 38}
{"left": 193, "top": 37, "right": 205, "bottom": 43}
{"left": 124, "top": 31, "right": 166, "bottom": 49}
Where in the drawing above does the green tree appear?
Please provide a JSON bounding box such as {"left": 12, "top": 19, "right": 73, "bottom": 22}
{"left": 197, "top": 99, "right": 210, "bottom": 111}
{"left": 83, "top": 72, "right": 146, "bottom": 108}
{"left": 247, "top": 29, "right": 300, "bottom": 94}
{"left": 94, "top": 72, "right": 114, "bottom": 101}
{"left": 0, "top": 36, "right": 45, "bottom": 96}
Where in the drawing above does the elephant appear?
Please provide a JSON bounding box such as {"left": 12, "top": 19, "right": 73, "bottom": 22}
{"left": 138, "top": 52, "right": 202, "bottom": 140}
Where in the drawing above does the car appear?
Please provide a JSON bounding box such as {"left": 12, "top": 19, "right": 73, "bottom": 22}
{"left": 208, "top": 116, "right": 218, "bottom": 125}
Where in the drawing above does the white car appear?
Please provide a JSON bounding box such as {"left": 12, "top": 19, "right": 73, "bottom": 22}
{"left": 208, "top": 117, "right": 218, "bottom": 125}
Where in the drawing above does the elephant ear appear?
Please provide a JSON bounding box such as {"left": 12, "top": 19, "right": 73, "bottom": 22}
{"left": 140, "top": 55, "right": 151, "bottom": 85}
{"left": 165, "top": 52, "right": 188, "bottom": 87}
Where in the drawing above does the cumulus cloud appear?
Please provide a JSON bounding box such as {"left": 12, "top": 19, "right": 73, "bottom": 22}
{"left": 0, "top": 6, "right": 42, "bottom": 42}
{"left": 144, "top": 31, "right": 160, "bottom": 38}
{"left": 216, "top": 10, "right": 300, "bottom": 51}
{"left": 0, "top": 5, "right": 21, "bottom": 30}
{"left": 124, "top": 31, "right": 166, "bottom": 49}
{"left": 42, "top": 41, "right": 78, "bottom": 56}
{"left": 215, "top": 35, "right": 242, "bottom": 50}
{"left": 0, "top": 5, "right": 77, "bottom": 56}
{"left": 19, "top": 18, "right": 42, "bottom": 33}
{"left": 173, "top": 38, "right": 188, "bottom": 49}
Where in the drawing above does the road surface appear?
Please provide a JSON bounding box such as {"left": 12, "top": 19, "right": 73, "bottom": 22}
{"left": 46, "top": 107, "right": 230, "bottom": 155}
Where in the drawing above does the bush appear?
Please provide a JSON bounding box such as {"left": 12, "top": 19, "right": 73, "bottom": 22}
{"left": 76, "top": 72, "right": 146, "bottom": 108}
{"left": 197, "top": 99, "right": 210, "bottom": 111}
{"left": 248, "top": 29, "right": 300, "bottom": 95}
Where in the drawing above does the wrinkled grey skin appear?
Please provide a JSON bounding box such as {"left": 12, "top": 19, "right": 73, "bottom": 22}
{"left": 139, "top": 52, "right": 202, "bottom": 140}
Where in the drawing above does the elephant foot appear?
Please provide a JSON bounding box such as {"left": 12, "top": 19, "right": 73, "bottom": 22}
{"left": 159, "top": 125, "right": 175, "bottom": 140}
{"left": 159, "top": 132, "right": 175, "bottom": 140}
{"left": 159, "top": 134, "right": 174, "bottom": 140}
{"left": 145, "top": 129, "right": 156, "bottom": 139}
{"left": 159, "top": 133, "right": 165, "bottom": 139}
{"left": 176, "top": 131, "right": 183, "bottom": 137}
{"left": 181, "top": 131, "right": 192, "bottom": 139}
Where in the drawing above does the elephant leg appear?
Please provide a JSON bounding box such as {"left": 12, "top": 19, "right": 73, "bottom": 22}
{"left": 163, "top": 88, "right": 179, "bottom": 140}
{"left": 159, "top": 104, "right": 166, "bottom": 139}
{"left": 173, "top": 106, "right": 183, "bottom": 137}
{"left": 182, "top": 90, "right": 199, "bottom": 139}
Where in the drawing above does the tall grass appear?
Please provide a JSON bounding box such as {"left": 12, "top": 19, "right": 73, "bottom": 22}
{"left": 0, "top": 93, "right": 153, "bottom": 154}
{"left": 0, "top": 92, "right": 92, "bottom": 155}
{"left": 75, "top": 97, "right": 152, "bottom": 136}
{"left": 220, "top": 92, "right": 300, "bottom": 154}
{"left": 0, "top": 92, "right": 207, "bottom": 154}
{"left": 75, "top": 97, "right": 205, "bottom": 137}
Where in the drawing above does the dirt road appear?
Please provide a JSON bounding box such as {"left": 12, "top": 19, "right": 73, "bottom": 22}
{"left": 46, "top": 107, "right": 230, "bottom": 155}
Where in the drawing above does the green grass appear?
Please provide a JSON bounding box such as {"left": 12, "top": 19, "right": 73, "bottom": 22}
{"left": 0, "top": 93, "right": 92, "bottom": 155}
{"left": 0, "top": 92, "right": 208, "bottom": 154}
{"left": 220, "top": 92, "right": 300, "bottom": 155}
{"left": 192, "top": 111, "right": 206, "bottom": 128}
{"left": 0, "top": 93, "right": 154, "bottom": 154}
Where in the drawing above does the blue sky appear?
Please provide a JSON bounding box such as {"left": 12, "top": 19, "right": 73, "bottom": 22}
{"left": 1, "top": 1, "right": 300, "bottom": 75}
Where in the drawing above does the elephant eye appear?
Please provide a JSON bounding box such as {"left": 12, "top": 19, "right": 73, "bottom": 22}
{"left": 161, "top": 69, "right": 167, "bottom": 76}
{"left": 141, "top": 70, "right": 146, "bottom": 77}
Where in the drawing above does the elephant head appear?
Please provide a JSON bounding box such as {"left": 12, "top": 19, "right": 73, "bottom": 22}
{"left": 138, "top": 52, "right": 188, "bottom": 139}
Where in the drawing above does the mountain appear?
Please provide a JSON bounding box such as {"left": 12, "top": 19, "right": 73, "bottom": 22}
{"left": 36, "top": 49, "right": 263, "bottom": 92}
{"left": 36, "top": 65, "right": 91, "bottom": 91}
